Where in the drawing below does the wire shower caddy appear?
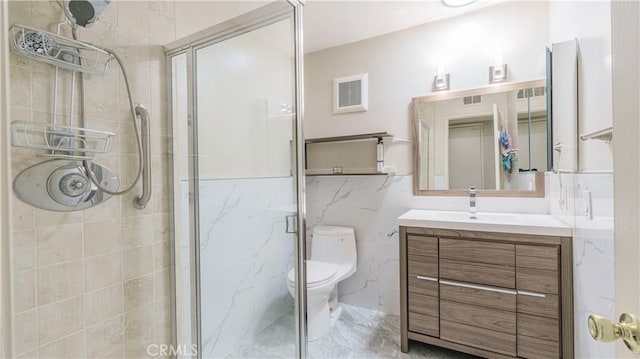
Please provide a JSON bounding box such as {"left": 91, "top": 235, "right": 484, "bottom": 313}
{"left": 11, "top": 121, "right": 115, "bottom": 159}
{"left": 10, "top": 25, "right": 114, "bottom": 75}
{"left": 9, "top": 24, "right": 117, "bottom": 160}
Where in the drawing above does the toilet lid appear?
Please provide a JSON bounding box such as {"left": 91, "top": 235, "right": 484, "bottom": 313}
{"left": 287, "top": 260, "right": 338, "bottom": 285}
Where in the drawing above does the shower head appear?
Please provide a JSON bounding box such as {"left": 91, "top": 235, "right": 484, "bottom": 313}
{"left": 64, "top": 0, "right": 111, "bottom": 27}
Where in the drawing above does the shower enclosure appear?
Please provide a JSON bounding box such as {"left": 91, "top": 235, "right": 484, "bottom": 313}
{"left": 167, "top": 2, "right": 307, "bottom": 358}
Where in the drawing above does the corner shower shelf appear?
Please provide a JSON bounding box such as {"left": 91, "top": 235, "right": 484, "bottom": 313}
{"left": 11, "top": 121, "right": 115, "bottom": 159}
{"left": 10, "top": 25, "right": 114, "bottom": 76}
{"left": 580, "top": 126, "right": 613, "bottom": 143}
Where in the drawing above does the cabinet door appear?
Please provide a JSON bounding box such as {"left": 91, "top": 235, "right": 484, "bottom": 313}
{"left": 406, "top": 235, "right": 439, "bottom": 337}
{"left": 516, "top": 244, "right": 561, "bottom": 359}
{"left": 408, "top": 235, "right": 438, "bottom": 278}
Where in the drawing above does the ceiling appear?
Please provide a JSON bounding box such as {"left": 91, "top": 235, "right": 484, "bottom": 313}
{"left": 177, "top": 0, "right": 508, "bottom": 54}
{"left": 303, "top": 0, "right": 507, "bottom": 53}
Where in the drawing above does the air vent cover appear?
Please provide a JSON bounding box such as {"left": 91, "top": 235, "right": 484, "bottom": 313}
{"left": 333, "top": 73, "right": 368, "bottom": 114}
{"left": 517, "top": 86, "right": 546, "bottom": 99}
{"left": 463, "top": 95, "right": 482, "bottom": 105}
{"left": 338, "top": 80, "right": 362, "bottom": 107}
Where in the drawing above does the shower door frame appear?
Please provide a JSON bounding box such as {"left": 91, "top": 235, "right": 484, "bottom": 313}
{"left": 164, "top": 1, "right": 308, "bottom": 358}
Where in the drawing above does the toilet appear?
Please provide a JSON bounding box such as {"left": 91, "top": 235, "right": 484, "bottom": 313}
{"left": 287, "top": 225, "right": 357, "bottom": 341}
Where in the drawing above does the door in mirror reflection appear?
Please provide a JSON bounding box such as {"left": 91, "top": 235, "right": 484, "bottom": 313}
{"left": 448, "top": 122, "right": 494, "bottom": 190}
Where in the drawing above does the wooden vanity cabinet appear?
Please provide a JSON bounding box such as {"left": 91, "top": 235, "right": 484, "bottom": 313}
{"left": 400, "top": 226, "right": 573, "bottom": 359}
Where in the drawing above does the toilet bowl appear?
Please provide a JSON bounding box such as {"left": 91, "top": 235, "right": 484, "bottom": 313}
{"left": 286, "top": 225, "right": 357, "bottom": 341}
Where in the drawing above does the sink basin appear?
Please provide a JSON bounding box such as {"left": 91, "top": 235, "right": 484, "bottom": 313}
{"left": 398, "top": 209, "right": 572, "bottom": 237}
{"left": 433, "top": 211, "right": 520, "bottom": 224}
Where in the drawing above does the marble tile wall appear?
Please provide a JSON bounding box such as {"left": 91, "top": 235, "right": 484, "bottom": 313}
{"left": 307, "top": 173, "right": 615, "bottom": 358}
{"left": 548, "top": 172, "right": 615, "bottom": 358}
{"left": 179, "top": 177, "right": 295, "bottom": 358}
{"left": 7, "top": 1, "right": 176, "bottom": 358}
{"left": 305, "top": 174, "right": 549, "bottom": 315}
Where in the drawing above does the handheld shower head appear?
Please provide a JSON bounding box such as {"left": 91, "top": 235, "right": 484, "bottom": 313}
{"left": 64, "top": 0, "right": 111, "bottom": 27}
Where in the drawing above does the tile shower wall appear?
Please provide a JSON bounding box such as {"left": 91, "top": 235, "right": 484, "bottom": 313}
{"left": 179, "top": 178, "right": 295, "bottom": 358}
{"left": 305, "top": 175, "right": 549, "bottom": 315}
{"left": 7, "top": 1, "right": 175, "bottom": 357}
{"left": 548, "top": 172, "right": 615, "bottom": 359}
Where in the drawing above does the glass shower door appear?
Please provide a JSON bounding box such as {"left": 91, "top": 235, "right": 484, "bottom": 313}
{"left": 169, "top": 2, "right": 306, "bottom": 358}
{"left": 195, "top": 15, "right": 298, "bottom": 359}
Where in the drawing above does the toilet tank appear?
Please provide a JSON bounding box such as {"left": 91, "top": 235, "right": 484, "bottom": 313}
{"left": 311, "top": 225, "right": 356, "bottom": 266}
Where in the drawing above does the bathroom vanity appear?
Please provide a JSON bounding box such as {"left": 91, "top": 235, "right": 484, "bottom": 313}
{"left": 398, "top": 210, "right": 573, "bottom": 359}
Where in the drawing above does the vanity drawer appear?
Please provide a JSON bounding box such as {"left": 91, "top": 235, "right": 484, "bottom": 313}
{"left": 408, "top": 293, "right": 438, "bottom": 317}
{"left": 440, "top": 300, "right": 516, "bottom": 334}
{"left": 516, "top": 245, "right": 559, "bottom": 271}
{"left": 440, "top": 238, "right": 515, "bottom": 267}
{"left": 517, "top": 313, "right": 559, "bottom": 342}
{"left": 517, "top": 293, "right": 559, "bottom": 319}
{"left": 440, "top": 280, "right": 516, "bottom": 312}
{"left": 440, "top": 259, "right": 515, "bottom": 289}
{"left": 408, "top": 275, "right": 438, "bottom": 297}
{"left": 407, "top": 235, "right": 438, "bottom": 257}
{"left": 408, "top": 312, "right": 439, "bottom": 337}
{"left": 408, "top": 254, "right": 438, "bottom": 277}
{"left": 440, "top": 320, "right": 517, "bottom": 356}
{"left": 518, "top": 335, "right": 560, "bottom": 359}
{"left": 517, "top": 267, "right": 558, "bottom": 294}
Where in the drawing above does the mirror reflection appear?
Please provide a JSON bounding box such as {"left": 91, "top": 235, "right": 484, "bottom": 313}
{"left": 414, "top": 80, "right": 547, "bottom": 192}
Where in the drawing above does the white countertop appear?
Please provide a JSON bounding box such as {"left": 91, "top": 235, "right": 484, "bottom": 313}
{"left": 398, "top": 209, "right": 572, "bottom": 237}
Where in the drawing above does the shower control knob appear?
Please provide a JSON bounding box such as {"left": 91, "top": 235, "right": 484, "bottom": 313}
{"left": 58, "top": 173, "right": 90, "bottom": 197}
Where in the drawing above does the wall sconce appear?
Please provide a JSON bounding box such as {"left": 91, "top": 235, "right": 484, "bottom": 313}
{"left": 433, "top": 65, "right": 450, "bottom": 91}
{"left": 489, "top": 56, "right": 507, "bottom": 83}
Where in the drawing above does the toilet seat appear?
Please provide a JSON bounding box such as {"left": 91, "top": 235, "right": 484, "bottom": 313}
{"left": 287, "top": 260, "right": 338, "bottom": 288}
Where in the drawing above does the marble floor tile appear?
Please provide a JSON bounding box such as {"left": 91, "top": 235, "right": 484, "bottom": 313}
{"left": 229, "top": 304, "right": 477, "bottom": 359}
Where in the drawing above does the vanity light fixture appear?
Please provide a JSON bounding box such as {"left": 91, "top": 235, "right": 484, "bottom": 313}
{"left": 433, "top": 65, "right": 450, "bottom": 91}
{"left": 441, "top": 0, "right": 478, "bottom": 8}
{"left": 489, "top": 55, "right": 508, "bottom": 83}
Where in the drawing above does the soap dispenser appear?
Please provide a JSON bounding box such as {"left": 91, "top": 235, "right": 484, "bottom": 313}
{"left": 376, "top": 138, "right": 384, "bottom": 173}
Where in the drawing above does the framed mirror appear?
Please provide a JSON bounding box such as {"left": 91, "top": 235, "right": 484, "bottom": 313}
{"left": 412, "top": 79, "right": 547, "bottom": 197}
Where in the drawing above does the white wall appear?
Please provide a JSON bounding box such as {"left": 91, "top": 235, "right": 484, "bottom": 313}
{"left": 174, "top": 16, "right": 294, "bottom": 180}
{"left": 549, "top": 1, "right": 613, "bottom": 172}
{"left": 194, "top": 20, "right": 293, "bottom": 179}
{"left": 305, "top": 1, "right": 549, "bottom": 174}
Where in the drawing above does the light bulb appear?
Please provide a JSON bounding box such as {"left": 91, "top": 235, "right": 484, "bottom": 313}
{"left": 441, "top": 0, "right": 478, "bottom": 8}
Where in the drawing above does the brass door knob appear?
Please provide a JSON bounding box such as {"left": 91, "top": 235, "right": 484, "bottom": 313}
{"left": 588, "top": 313, "right": 640, "bottom": 353}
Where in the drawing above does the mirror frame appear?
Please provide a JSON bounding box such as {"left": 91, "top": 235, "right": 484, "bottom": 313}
{"left": 411, "top": 79, "right": 546, "bottom": 197}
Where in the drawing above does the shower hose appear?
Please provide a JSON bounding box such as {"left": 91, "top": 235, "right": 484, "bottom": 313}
{"left": 71, "top": 26, "right": 144, "bottom": 196}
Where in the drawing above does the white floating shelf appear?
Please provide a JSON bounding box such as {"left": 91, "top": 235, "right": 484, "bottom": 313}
{"left": 305, "top": 132, "right": 393, "bottom": 144}
{"left": 580, "top": 126, "right": 613, "bottom": 143}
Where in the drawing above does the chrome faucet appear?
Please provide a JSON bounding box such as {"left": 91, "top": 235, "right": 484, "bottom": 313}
{"left": 469, "top": 186, "right": 477, "bottom": 218}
